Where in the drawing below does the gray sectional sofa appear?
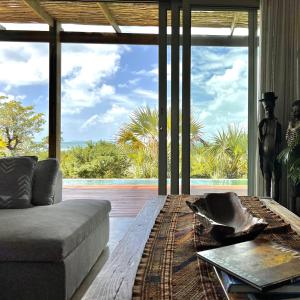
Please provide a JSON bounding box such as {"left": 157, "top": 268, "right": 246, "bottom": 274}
{"left": 0, "top": 157, "right": 111, "bottom": 300}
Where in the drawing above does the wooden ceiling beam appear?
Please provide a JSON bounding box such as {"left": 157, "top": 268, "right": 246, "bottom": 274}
{"left": 0, "top": 30, "right": 251, "bottom": 47}
{"left": 0, "top": 30, "right": 50, "bottom": 42}
{"left": 23, "top": 0, "right": 54, "bottom": 27}
{"left": 230, "top": 12, "right": 239, "bottom": 36}
{"left": 61, "top": 32, "right": 156, "bottom": 44}
{"left": 97, "top": 2, "right": 121, "bottom": 33}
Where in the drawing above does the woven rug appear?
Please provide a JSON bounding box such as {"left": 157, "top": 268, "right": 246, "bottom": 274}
{"left": 132, "top": 195, "right": 298, "bottom": 300}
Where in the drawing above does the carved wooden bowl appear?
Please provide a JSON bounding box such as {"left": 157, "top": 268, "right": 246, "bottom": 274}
{"left": 186, "top": 192, "right": 268, "bottom": 244}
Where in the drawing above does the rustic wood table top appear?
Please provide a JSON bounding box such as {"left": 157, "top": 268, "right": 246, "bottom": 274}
{"left": 82, "top": 196, "right": 300, "bottom": 300}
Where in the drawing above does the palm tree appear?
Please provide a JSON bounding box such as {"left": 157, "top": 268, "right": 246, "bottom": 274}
{"left": 117, "top": 106, "right": 205, "bottom": 178}
{"left": 207, "top": 125, "right": 248, "bottom": 178}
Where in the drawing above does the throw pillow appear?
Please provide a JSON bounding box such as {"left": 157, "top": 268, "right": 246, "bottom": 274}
{"left": 32, "top": 158, "right": 59, "bottom": 206}
{"left": 0, "top": 156, "right": 37, "bottom": 208}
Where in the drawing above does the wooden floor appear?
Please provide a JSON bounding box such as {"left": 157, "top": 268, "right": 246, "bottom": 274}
{"left": 63, "top": 185, "right": 247, "bottom": 217}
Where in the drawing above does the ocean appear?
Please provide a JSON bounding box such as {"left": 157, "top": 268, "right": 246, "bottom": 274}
{"left": 61, "top": 141, "right": 88, "bottom": 151}
{"left": 61, "top": 139, "right": 117, "bottom": 151}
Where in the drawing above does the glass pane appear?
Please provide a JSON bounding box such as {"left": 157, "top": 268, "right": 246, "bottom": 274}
{"left": 61, "top": 44, "right": 159, "bottom": 216}
{"left": 190, "top": 10, "right": 248, "bottom": 196}
{"left": 0, "top": 42, "right": 49, "bottom": 158}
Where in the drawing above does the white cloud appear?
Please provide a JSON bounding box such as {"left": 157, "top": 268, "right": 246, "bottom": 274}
{"left": 191, "top": 49, "right": 248, "bottom": 139}
{"left": 0, "top": 91, "right": 25, "bottom": 102}
{"left": 133, "top": 66, "right": 159, "bottom": 78}
{"left": 108, "top": 93, "right": 138, "bottom": 108}
{"left": 129, "top": 78, "right": 140, "bottom": 85}
{"left": 118, "top": 83, "right": 128, "bottom": 88}
{"left": 0, "top": 42, "right": 48, "bottom": 86}
{"left": 117, "top": 78, "right": 140, "bottom": 89}
{"left": 80, "top": 115, "right": 101, "bottom": 129}
{"left": 133, "top": 88, "right": 158, "bottom": 101}
{"left": 80, "top": 104, "right": 131, "bottom": 130}
{"left": 0, "top": 43, "right": 129, "bottom": 115}
{"left": 61, "top": 44, "right": 128, "bottom": 114}
{"left": 99, "top": 84, "right": 115, "bottom": 97}
{"left": 135, "top": 63, "right": 176, "bottom": 82}
{"left": 206, "top": 59, "right": 247, "bottom": 108}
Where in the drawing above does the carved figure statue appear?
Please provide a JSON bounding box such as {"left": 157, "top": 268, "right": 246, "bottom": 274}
{"left": 258, "top": 92, "right": 282, "bottom": 201}
{"left": 286, "top": 100, "right": 300, "bottom": 211}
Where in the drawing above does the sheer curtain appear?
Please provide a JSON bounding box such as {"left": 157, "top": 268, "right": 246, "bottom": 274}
{"left": 257, "top": 0, "right": 300, "bottom": 208}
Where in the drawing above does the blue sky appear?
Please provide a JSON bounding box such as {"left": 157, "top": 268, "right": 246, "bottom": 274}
{"left": 0, "top": 42, "right": 247, "bottom": 143}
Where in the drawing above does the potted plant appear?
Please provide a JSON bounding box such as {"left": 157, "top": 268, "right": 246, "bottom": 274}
{"left": 278, "top": 100, "right": 300, "bottom": 211}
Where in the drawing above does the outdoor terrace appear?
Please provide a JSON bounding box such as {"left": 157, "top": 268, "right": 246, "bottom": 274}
{"left": 63, "top": 183, "right": 247, "bottom": 217}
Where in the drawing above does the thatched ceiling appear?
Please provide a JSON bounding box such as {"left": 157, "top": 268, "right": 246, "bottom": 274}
{"left": 0, "top": 1, "right": 249, "bottom": 28}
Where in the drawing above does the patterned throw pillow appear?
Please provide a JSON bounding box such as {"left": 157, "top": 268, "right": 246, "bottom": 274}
{"left": 0, "top": 157, "right": 37, "bottom": 208}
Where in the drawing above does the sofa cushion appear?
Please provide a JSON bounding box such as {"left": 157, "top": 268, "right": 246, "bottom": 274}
{"left": 53, "top": 170, "right": 63, "bottom": 204}
{"left": 0, "top": 156, "right": 37, "bottom": 209}
{"left": 32, "top": 159, "right": 59, "bottom": 206}
{"left": 0, "top": 199, "right": 111, "bottom": 262}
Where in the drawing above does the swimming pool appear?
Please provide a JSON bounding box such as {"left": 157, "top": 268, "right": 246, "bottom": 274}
{"left": 63, "top": 178, "right": 247, "bottom": 186}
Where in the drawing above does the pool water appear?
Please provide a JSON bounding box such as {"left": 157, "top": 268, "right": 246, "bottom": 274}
{"left": 63, "top": 178, "right": 247, "bottom": 186}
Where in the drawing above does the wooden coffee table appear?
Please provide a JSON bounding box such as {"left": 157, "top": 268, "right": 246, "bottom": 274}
{"left": 81, "top": 196, "right": 300, "bottom": 300}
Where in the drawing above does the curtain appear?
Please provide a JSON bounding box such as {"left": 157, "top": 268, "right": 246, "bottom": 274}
{"left": 257, "top": 0, "right": 300, "bottom": 208}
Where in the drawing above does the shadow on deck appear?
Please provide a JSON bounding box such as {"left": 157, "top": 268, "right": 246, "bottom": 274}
{"left": 63, "top": 185, "right": 247, "bottom": 217}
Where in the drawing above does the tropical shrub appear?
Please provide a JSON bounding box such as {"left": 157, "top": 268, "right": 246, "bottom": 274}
{"left": 191, "top": 125, "right": 248, "bottom": 179}
{"left": 60, "top": 141, "right": 130, "bottom": 178}
{"left": 191, "top": 145, "right": 215, "bottom": 178}
{"left": 117, "top": 106, "right": 205, "bottom": 178}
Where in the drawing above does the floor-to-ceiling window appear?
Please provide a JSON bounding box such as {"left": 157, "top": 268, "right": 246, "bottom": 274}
{"left": 60, "top": 38, "right": 159, "bottom": 216}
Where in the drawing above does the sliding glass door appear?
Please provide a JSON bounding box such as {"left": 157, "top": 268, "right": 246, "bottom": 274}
{"left": 158, "top": 1, "right": 258, "bottom": 195}
{"left": 189, "top": 9, "right": 250, "bottom": 196}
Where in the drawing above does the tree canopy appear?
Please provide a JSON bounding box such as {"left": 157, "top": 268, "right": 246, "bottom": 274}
{"left": 0, "top": 96, "right": 45, "bottom": 155}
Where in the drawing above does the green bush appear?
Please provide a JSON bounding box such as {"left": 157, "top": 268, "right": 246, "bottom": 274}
{"left": 191, "top": 125, "right": 248, "bottom": 179}
{"left": 60, "top": 141, "right": 130, "bottom": 178}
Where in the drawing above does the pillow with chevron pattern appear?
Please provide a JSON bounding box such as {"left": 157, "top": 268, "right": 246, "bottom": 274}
{"left": 0, "top": 156, "right": 38, "bottom": 209}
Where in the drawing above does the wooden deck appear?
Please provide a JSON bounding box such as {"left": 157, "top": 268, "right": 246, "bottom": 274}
{"left": 63, "top": 185, "right": 247, "bottom": 217}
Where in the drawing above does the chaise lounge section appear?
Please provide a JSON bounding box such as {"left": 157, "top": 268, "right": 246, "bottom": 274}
{"left": 0, "top": 157, "right": 111, "bottom": 300}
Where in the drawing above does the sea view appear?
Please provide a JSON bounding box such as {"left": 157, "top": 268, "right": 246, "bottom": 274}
{"left": 61, "top": 141, "right": 91, "bottom": 151}
{"left": 63, "top": 178, "right": 248, "bottom": 186}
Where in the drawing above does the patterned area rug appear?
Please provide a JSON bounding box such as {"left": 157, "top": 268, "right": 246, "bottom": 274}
{"left": 132, "top": 195, "right": 296, "bottom": 300}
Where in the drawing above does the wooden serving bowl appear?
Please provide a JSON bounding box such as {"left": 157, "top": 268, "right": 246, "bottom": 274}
{"left": 186, "top": 192, "right": 268, "bottom": 244}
